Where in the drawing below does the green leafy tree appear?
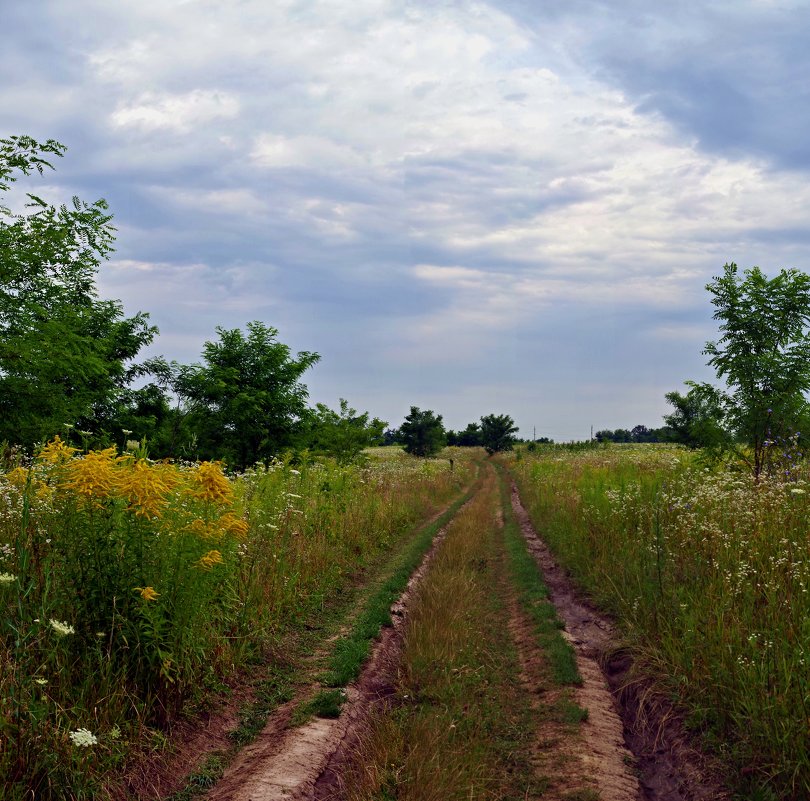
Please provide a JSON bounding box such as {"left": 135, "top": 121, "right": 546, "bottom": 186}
{"left": 664, "top": 382, "right": 729, "bottom": 450}
{"left": 0, "top": 135, "right": 157, "bottom": 448}
{"left": 302, "top": 398, "right": 387, "bottom": 464}
{"left": 456, "top": 422, "right": 483, "bottom": 447}
{"left": 694, "top": 263, "right": 810, "bottom": 477}
{"left": 400, "top": 406, "right": 446, "bottom": 457}
{"left": 177, "top": 321, "right": 319, "bottom": 469}
{"left": 479, "top": 413, "right": 519, "bottom": 454}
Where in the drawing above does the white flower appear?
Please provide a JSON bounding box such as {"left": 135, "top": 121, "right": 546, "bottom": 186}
{"left": 0, "top": 572, "right": 16, "bottom": 584}
{"left": 33, "top": 678, "right": 47, "bottom": 685}
{"left": 49, "top": 619, "right": 75, "bottom": 636}
{"left": 109, "top": 725, "right": 121, "bottom": 740}
{"left": 69, "top": 728, "right": 98, "bottom": 747}
{"left": 289, "top": 469, "right": 301, "bottom": 475}
{"left": 790, "top": 487, "right": 806, "bottom": 495}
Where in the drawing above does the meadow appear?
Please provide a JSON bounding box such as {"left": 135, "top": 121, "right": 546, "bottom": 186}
{"left": 0, "top": 439, "right": 470, "bottom": 799}
{"left": 506, "top": 444, "right": 810, "bottom": 800}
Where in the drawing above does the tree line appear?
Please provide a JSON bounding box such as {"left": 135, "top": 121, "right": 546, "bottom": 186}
{"left": 0, "top": 136, "right": 522, "bottom": 469}
{"left": 4, "top": 136, "right": 810, "bottom": 476}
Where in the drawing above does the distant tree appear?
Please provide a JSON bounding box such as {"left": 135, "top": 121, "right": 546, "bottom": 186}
{"left": 302, "top": 398, "right": 387, "bottom": 464}
{"left": 695, "top": 263, "right": 810, "bottom": 476}
{"left": 664, "top": 382, "right": 729, "bottom": 450}
{"left": 177, "top": 321, "right": 319, "bottom": 469}
{"left": 400, "top": 406, "right": 446, "bottom": 457}
{"left": 480, "top": 413, "right": 519, "bottom": 454}
{"left": 0, "top": 135, "right": 157, "bottom": 448}
{"left": 382, "top": 427, "right": 401, "bottom": 446}
{"left": 457, "top": 422, "right": 483, "bottom": 447}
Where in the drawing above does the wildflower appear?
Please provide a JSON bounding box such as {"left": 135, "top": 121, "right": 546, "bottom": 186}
{"left": 135, "top": 586, "right": 160, "bottom": 601}
{"left": 61, "top": 448, "right": 118, "bottom": 498}
{"left": 49, "top": 619, "right": 75, "bottom": 636}
{"left": 790, "top": 488, "right": 806, "bottom": 495}
{"left": 69, "top": 728, "right": 98, "bottom": 747}
{"left": 0, "top": 572, "right": 16, "bottom": 584}
{"left": 116, "top": 459, "right": 176, "bottom": 518}
{"left": 186, "top": 461, "right": 232, "bottom": 505}
{"left": 37, "top": 435, "right": 78, "bottom": 464}
{"left": 195, "top": 549, "right": 224, "bottom": 570}
{"left": 34, "top": 678, "right": 47, "bottom": 685}
{"left": 219, "top": 512, "right": 249, "bottom": 539}
{"left": 109, "top": 725, "right": 121, "bottom": 740}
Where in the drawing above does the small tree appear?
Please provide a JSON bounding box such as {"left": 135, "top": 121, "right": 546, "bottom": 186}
{"left": 177, "top": 322, "right": 319, "bottom": 469}
{"left": 664, "top": 382, "right": 729, "bottom": 450}
{"left": 302, "top": 398, "right": 387, "bottom": 464}
{"left": 695, "top": 263, "right": 810, "bottom": 476}
{"left": 480, "top": 413, "right": 518, "bottom": 454}
{"left": 400, "top": 407, "right": 446, "bottom": 457}
{"left": 456, "top": 422, "right": 483, "bottom": 447}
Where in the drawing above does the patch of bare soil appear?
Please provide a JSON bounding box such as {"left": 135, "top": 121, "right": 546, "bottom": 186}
{"left": 510, "top": 483, "right": 731, "bottom": 801}
{"left": 204, "top": 519, "right": 453, "bottom": 801}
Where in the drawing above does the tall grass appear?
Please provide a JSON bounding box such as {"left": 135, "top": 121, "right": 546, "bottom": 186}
{"left": 506, "top": 444, "right": 810, "bottom": 800}
{"left": 0, "top": 439, "right": 470, "bottom": 799}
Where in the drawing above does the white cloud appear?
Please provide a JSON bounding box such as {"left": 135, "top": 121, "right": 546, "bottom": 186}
{"left": 111, "top": 89, "right": 239, "bottom": 132}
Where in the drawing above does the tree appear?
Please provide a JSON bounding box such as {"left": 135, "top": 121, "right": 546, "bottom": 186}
{"left": 177, "top": 322, "right": 319, "bottom": 469}
{"left": 663, "top": 382, "right": 729, "bottom": 450}
{"left": 456, "top": 422, "right": 483, "bottom": 447}
{"left": 302, "top": 398, "right": 387, "bottom": 464}
{"left": 479, "top": 413, "right": 519, "bottom": 454}
{"left": 698, "top": 263, "right": 810, "bottom": 477}
{"left": 400, "top": 407, "right": 446, "bottom": 457}
{"left": 0, "top": 135, "right": 157, "bottom": 448}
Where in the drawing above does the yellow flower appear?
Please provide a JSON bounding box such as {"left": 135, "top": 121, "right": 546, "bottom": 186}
{"left": 4, "top": 467, "right": 30, "bottom": 489}
{"left": 61, "top": 448, "right": 118, "bottom": 498}
{"left": 186, "top": 518, "right": 221, "bottom": 540}
{"left": 37, "top": 436, "right": 78, "bottom": 464}
{"left": 219, "top": 512, "right": 249, "bottom": 540}
{"left": 186, "top": 461, "right": 233, "bottom": 505}
{"left": 194, "top": 549, "right": 224, "bottom": 570}
{"left": 115, "top": 459, "right": 177, "bottom": 518}
{"left": 135, "top": 586, "right": 160, "bottom": 601}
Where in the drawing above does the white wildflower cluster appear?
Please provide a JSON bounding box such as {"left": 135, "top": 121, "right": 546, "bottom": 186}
{"left": 0, "top": 572, "right": 16, "bottom": 584}
{"left": 69, "top": 728, "right": 98, "bottom": 747}
{"left": 49, "top": 619, "right": 75, "bottom": 636}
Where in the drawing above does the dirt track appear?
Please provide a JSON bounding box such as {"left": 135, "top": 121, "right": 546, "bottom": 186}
{"left": 166, "top": 472, "right": 732, "bottom": 801}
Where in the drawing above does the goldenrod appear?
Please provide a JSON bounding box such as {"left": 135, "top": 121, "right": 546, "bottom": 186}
{"left": 194, "top": 549, "right": 224, "bottom": 570}
{"left": 115, "top": 459, "right": 176, "bottom": 518}
{"left": 36, "top": 435, "right": 78, "bottom": 464}
{"left": 186, "top": 461, "right": 232, "bottom": 505}
{"left": 61, "top": 448, "right": 117, "bottom": 498}
{"left": 135, "top": 586, "right": 159, "bottom": 601}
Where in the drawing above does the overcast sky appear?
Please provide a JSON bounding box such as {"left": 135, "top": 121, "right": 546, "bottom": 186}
{"left": 4, "top": 1, "right": 810, "bottom": 440}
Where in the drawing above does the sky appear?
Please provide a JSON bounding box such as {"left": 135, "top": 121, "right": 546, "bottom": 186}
{"left": 4, "top": 0, "right": 810, "bottom": 441}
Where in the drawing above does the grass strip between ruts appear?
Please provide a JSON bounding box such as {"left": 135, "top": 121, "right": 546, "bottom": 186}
{"left": 494, "top": 461, "right": 582, "bottom": 688}
{"left": 311, "top": 468, "right": 482, "bottom": 699}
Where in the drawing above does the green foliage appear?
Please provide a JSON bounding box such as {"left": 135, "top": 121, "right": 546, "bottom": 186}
{"left": 301, "top": 398, "right": 386, "bottom": 464}
{"left": 664, "top": 382, "right": 729, "bottom": 450}
{"left": 399, "top": 406, "right": 446, "bottom": 457}
{"left": 0, "top": 135, "right": 157, "bottom": 449}
{"left": 176, "top": 321, "right": 320, "bottom": 469}
{"left": 448, "top": 422, "right": 482, "bottom": 447}
{"left": 479, "top": 413, "right": 518, "bottom": 454}
{"left": 701, "top": 262, "right": 810, "bottom": 476}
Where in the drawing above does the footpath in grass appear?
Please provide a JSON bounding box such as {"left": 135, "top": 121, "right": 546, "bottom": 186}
{"left": 341, "top": 464, "right": 596, "bottom": 801}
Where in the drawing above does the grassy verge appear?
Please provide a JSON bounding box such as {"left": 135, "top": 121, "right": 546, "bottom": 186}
{"left": 506, "top": 444, "right": 810, "bottom": 800}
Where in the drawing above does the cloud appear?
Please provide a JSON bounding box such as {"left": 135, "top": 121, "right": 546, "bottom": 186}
{"left": 111, "top": 90, "right": 239, "bottom": 133}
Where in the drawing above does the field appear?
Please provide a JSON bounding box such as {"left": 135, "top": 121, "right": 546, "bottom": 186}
{"left": 1, "top": 441, "right": 808, "bottom": 800}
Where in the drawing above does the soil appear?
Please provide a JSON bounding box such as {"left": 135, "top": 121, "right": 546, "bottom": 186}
{"left": 509, "top": 482, "right": 732, "bottom": 801}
